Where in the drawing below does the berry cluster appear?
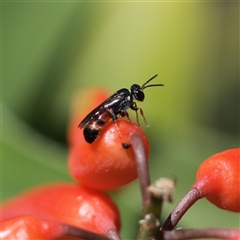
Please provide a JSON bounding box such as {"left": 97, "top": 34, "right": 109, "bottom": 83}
{"left": 1, "top": 88, "right": 239, "bottom": 239}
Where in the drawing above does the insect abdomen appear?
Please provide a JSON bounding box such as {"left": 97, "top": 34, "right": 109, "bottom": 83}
{"left": 83, "top": 111, "right": 111, "bottom": 143}
{"left": 83, "top": 127, "right": 100, "bottom": 143}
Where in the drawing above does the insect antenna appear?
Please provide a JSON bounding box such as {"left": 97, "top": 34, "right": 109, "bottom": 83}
{"left": 141, "top": 74, "right": 164, "bottom": 90}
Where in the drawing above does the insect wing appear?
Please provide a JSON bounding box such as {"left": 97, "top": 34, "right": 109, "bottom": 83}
{"left": 78, "top": 92, "right": 120, "bottom": 128}
{"left": 78, "top": 103, "right": 106, "bottom": 128}
{"left": 78, "top": 90, "right": 127, "bottom": 129}
{"left": 103, "top": 93, "right": 125, "bottom": 108}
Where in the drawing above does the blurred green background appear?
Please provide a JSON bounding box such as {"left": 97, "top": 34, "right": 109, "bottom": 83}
{"left": 1, "top": 1, "right": 239, "bottom": 239}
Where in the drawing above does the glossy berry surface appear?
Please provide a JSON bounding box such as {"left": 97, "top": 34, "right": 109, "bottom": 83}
{"left": 194, "top": 148, "right": 240, "bottom": 212}
{"left": 68, "top": 119, "right": 150, "bottom": 190}
{"left": 0, "top": 216, "right": 70, "bottom": 240}
{"left": 2, "top": 183, "right": 121, "bottom": 236}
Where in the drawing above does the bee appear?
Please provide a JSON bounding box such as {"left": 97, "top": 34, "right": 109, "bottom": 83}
{"left": 78, "top": 74, "right": 164, "bottom": 144}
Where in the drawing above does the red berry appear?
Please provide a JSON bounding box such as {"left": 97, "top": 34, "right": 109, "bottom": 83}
{"left": 2, "top": 183, "right": 120, "bottom": 236}
{"left": 194, "top": 148, "right": 240, "bottom": 212}
{"left": 0, "top": 216, "right": 68, "bottom": 240}
{"left": 67, "top": 88, "right": 150, "bottom": 190}
{"left": 68, "top": 119, "right": 150, "bottom": 190}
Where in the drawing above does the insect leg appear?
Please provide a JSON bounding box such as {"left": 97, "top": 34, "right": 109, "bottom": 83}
{"left": 120, "top": 111, "right": 132, "bottom": 123}
{"left": 109, "top": 108, "right": 118, "bottom": 122}
{"left": 109, "top": 109, "right": 131, "bottom": 149}
{"left": 130, "top": 102, "right": 140, "bottom": 125}
{"left": 130, "top": 102, "right": 149, "bottom": 127}
{"left": 109, "top": 108, "right": 122, "bottom": 139}
{"left": 139, "top": 108, "right": 150, "bottom": 127}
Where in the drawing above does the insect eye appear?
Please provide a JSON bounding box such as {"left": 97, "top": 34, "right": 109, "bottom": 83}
{"left": 135, "top": 90, "right": 145, "bottom": 101}
{"left": 131, "top": 84, "right": 145, "bottom": 101}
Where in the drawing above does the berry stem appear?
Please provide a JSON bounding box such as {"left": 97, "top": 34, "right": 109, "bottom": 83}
{"left": 130, "top": 132, "right": 151, "bottom": 214}
{"left": 156, "top": 228, "right": 240, "bottom": 240}
{"left": 161, "top": 187, "right": 201, "bottom": 230}
{"left": 64, "top": 223, "right": 117, "bottom": 240}
{"left": 130, "top": 132, "right": 163, "bottom": 240}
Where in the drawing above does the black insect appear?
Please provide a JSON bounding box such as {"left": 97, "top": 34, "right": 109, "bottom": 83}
{"left": 78, "top": 74, "right": 164, "bottom": 144}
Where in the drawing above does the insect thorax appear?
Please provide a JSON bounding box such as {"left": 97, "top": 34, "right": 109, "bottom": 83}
{"left": 111, "top": 88, "right": 133, "bottom": 115}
